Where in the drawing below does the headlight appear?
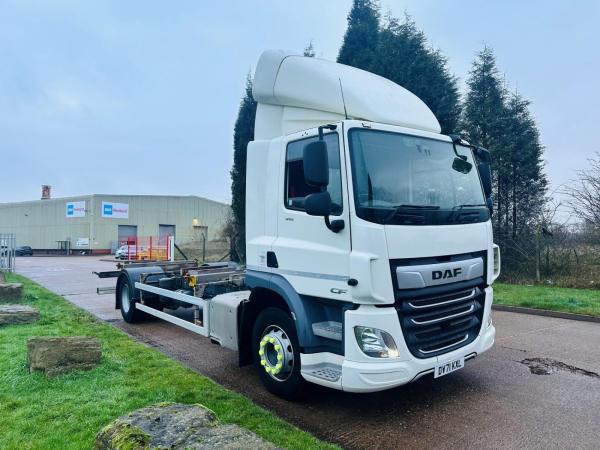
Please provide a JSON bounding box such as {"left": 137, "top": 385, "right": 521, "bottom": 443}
{"left": 354, "top": 326, "right": 399, "bottom": 358}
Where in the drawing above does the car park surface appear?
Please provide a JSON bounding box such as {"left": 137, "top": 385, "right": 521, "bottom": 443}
{"left": 16, "top": 256, "right": 600, "bottom": 450}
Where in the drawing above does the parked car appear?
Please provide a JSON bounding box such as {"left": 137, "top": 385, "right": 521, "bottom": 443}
{"left": 115, "top": 245, "right": 137, "bottom": 260}
{"left": 15, "top": 246, "right": 33, "bottom": 256}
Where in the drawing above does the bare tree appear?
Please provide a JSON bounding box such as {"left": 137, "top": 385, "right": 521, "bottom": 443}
{"left": 564, "top": 152, "right": 600, "bottom": 226}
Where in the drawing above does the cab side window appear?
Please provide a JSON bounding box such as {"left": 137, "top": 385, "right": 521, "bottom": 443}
{"left": 285, "top": 133, "right": 343, "bottom": 215}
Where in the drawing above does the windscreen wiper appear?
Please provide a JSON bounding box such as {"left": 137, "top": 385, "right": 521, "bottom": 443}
{"left": 384, "top": 204, "right": 440, "bottom": 223}
{"left": 448, "top": 203, "right": 488, "bottom": 223}
{"left": 394, "top": 204, "right": 440, "bottom": 209}
{"left": 452, "top": 203, "right": 487, "bottom": 210}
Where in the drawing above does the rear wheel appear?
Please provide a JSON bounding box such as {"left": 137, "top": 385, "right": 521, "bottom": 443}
{"left": 252, "top": 307, "right": 305, "bottom": 400}
{"left": 118, "top": 276, "right": 144, "bottom": 323}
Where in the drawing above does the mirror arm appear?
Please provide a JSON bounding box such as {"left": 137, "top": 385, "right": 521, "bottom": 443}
{"left": 324, "top": 216, "right": 345, "bottom": 233}
{"left": 450, "top": 134, "right": 493, "bottom": 164}
{"left": 448, "top": 134, "right": 467, "bottom": 160}
{"left": 318, "top": 124, "right": 338, "bottom": 141}
{"left": 313, "top": 124, "right": 338, "bottom": 233}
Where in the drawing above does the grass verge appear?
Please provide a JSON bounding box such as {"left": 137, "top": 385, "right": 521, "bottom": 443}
{"left": 0, "top": 274, "right": 337, "bottom": 450}
{"left": 494, "top": 282, "right": 600, "bottom": 317}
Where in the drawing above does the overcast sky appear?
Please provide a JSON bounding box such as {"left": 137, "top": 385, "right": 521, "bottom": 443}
{"left": 1, "top": 0, "right": 598, "bottom": 212}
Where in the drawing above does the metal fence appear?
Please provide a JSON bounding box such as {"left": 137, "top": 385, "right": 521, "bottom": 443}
{"left": 119, "top": 235, "right": 174, "bottom": 261}
{"left": 0, "top": 233, "right": 16, "bottom": 272}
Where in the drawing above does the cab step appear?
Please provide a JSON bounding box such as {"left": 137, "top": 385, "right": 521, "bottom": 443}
{"left": 303, "top": 363, "right": 342, "bottom": 382}
{"left": 312, "top": 321, "right": 342, "bottom": 341}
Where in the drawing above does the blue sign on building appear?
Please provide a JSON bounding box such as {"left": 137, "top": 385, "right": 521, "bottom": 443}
{"left": 101, "top": 201, "right": 128, "bottom": 218}
{"left": 65, "top": 201, "right": 86, "bottom": 218}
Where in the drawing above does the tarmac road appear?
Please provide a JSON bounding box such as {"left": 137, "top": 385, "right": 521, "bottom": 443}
{"left": 15, "top": 256, "right": 600, "bottom": 450}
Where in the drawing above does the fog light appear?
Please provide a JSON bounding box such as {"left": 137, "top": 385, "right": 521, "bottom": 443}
{"left": 354, "top": 326, "right": 399, "bottom": 358}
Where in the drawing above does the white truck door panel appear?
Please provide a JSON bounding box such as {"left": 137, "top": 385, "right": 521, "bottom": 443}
{"left": 273, "top": 128, "right": 351, "bottom": 301}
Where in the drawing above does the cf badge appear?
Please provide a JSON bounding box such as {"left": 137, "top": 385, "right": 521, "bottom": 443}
{"left": 330, "top": 288, "right": 348, "bottom": 295}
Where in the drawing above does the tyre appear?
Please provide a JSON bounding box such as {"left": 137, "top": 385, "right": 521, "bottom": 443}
{"left": 252, "top": 307, "right": 306, "bottom": 400}
{"left": 118, "top": 276, "right": 144, "bottom": 323}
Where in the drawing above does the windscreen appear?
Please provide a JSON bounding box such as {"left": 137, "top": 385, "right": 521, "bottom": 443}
{"left": 348, "top": 129, "right": 489, "bottom": 225}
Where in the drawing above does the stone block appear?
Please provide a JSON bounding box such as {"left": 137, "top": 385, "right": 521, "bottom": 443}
{"left": 0, "top": 283, "right": 23, "bottom": 301}
{"left": 27, "top": 336, "right": 102, "bottom": 377}
{"left": 0, "top": 305, "right": 39, "bottom": 325}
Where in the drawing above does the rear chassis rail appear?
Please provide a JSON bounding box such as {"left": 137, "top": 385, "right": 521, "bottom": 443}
{"left": 105, "top": 260, "right": 247, "bottom": 342}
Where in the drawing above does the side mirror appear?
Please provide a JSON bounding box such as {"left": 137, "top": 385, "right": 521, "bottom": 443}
{"left": 452, "top": 157, "right": 473, "bottom": 174}
{"left": 303, "top": 141, "right": 329, "bottom": 187}
{"left": 478, "top": 162, "right": 493, "bottom": 198}
{"left": 305, "top": 191, "right": 332, "bottom": 217}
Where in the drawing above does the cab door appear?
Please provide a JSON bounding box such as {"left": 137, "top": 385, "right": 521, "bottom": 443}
{"left": 272, "top": 125, "right": 352, "bottom": 301}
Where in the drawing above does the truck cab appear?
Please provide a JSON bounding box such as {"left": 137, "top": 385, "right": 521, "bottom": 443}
{"left": 245, "top": 50, "right": 500, "bottom": 397}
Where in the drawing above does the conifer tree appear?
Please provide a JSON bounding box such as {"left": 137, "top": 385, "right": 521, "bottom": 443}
{"left": 462, "top": 47, "right": 547, "bottom": 236}
{"left": 372, "top": 15, "right": 461, "bottom": 133}
{"left": 461, "top": 46, "right": 506, "bottom": 150}
{"left": 337, "top": 0, "right": 380, "bottom": 70}
{"left": 229, "top": 74, "right": 256, "bottom": 262}
{"left": 502, "top": 92, "right": 548, "bottom": 236}
{"left": 461, "top": 47, "right": 509, "bottom": 226}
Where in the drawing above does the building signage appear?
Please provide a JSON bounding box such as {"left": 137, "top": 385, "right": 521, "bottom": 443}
{"left": 66, "top": 201, "right": 86, "bottom": 218}
{"left": 75, "top": 237, "right": 90, "bottom": 247}
{"left": 101, "top": 201, "right": 129, "bottom": 219}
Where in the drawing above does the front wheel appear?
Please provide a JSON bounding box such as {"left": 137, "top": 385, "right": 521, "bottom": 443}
{"left": 252, "top": 307, "right": 306, "bottom": 400}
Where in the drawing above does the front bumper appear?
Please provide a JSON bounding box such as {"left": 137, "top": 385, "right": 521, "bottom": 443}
{"left": 301, "top": 286, "right": 495, "bottom": 393}
{"left": 341, "top": 321, "right": 494, "bottom": 392}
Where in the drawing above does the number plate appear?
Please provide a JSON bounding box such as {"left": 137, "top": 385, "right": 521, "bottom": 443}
{"left": 434, "top": 356, "right": 465, "bottom": 378}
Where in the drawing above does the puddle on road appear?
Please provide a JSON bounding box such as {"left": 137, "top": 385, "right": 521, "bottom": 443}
{"left": 521, "top": 358, "right": 600, "bottom": 379}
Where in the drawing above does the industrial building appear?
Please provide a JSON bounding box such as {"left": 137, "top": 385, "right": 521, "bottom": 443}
{"left": 0, "top": 194, "right": 230, "bottom": 254}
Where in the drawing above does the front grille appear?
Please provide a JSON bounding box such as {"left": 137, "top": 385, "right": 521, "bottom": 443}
{"left": 390, "top": 251, "right": 488, "bottom": 358}
{"left": 396, "top": 284, "right": 485, "bottom": 358}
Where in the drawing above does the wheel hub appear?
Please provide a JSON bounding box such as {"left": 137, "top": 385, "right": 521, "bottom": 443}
{"left": 258, "top": 326, "right": 294, "bottom": 381}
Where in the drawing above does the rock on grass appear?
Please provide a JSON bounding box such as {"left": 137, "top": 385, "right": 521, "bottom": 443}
{"left": 27, "top": 336, "right": 101, "bottom": 377}
{"left": 95, "top": 403, "right": 278, "bottom": 450}
{"left": 0, "top": 305, "right": 39, "bottom": 325}
{"left": 0, "top": 282, "right": 23, "bottom": 301}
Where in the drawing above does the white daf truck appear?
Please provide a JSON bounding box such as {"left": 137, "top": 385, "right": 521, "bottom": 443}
{"left": 112, "top": 50, "right": 500, "bottom": 399}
